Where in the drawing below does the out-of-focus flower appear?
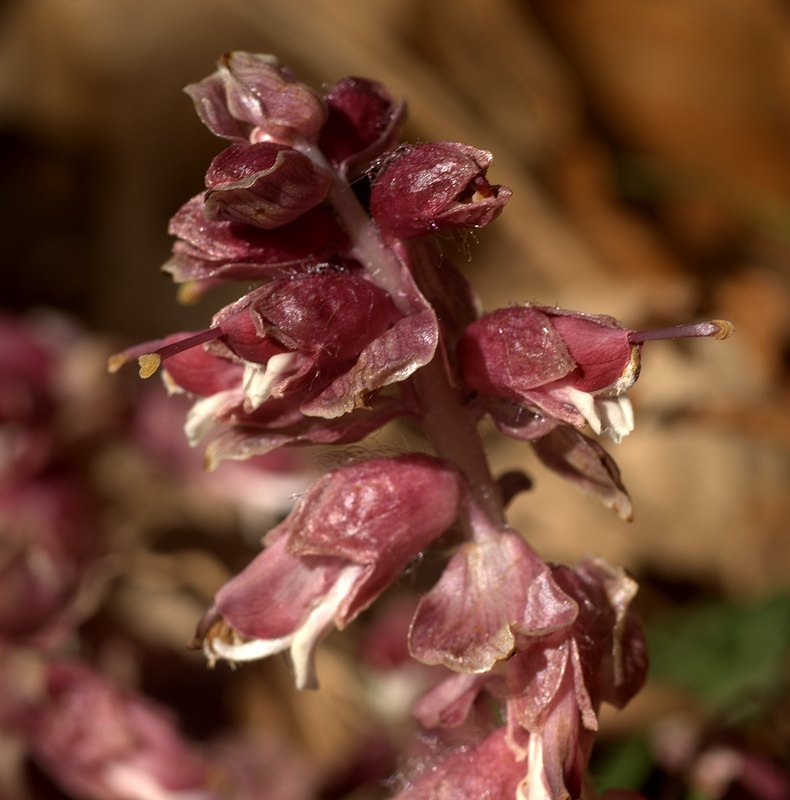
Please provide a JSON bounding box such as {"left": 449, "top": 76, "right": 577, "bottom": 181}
{"left": 21, "top": 662, "right": 216, "bottom": 800}
{"left": 370, "top": 142, "right": 512, "bottom": 239}
{"left": 192, "top": 455, "right": 462, "bottom": 689}
{"left": 393, "top": 727, "right": 525, "bottom": 799}
{"left": 0, "top": 314, "right": 57, "bottom": 482}
{"left": 0, "top": 479, "right": 99, "bottom": 647}
{"left": 210, "top": 734, "right": 319, "bottom": 800}
{"left": 459, "top": 306, "right": 733, "bottom": 443}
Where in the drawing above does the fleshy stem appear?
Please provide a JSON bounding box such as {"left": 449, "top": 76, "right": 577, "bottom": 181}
{"left": 300, "top": 142, "right": 506, "bottom": 528}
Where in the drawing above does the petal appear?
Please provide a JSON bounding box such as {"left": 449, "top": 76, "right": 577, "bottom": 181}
{"left": 250, "top": 273, "right": 398, "bottom": 358}
{"left": 299, "top": 307, "right": 439, "bottom": 418}
{"left": 204, "top": 143, "right": 332, "bottom": 229}
{"left": 409, "top": 529, "right": 577, "bottom": 673}
{"left": 531, "top": 426, "right": 633, "bottom": 521}
{"left": 548, "top": 313, "right": 633, "bottom": 393}
{"left": 458, "top": 307, "right": 576, "bottom": 400}
{"left": 213, "top": 536, "right": 343, "bottom": 641}
{"left": 201, "top": 397, "right": 404, "bottom": 469}
{"left": 281, "top": 454, "right": 462, "bottom": 621}
{"left": 595, "top": 396, "right": 635, "bottom": 443}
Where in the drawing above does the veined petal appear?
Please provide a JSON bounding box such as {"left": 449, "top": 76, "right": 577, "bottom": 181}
{"left": 409, "top": 529, "right": 576, "bottom": 673}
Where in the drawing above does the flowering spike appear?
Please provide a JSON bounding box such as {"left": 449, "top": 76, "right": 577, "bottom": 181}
{"left": 102, "top": 52, "right": 736, "bottom": 800}
{"left": 628, "top": 318, "right": 735, "bottom": 343}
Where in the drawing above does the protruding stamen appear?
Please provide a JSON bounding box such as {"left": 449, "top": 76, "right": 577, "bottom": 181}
{"left": 154, "top": 326, "right": 222, "bottom": 361}
{"left": 108, "top": 326, "right": 223, "bottom": 378}
{"left": 628, "top": 319, "right": 734, "bottom": 344}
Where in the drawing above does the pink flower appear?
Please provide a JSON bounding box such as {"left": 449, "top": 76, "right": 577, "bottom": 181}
{"left": 411, "top": 559, "right": 648, "bottom": 800}
{"left": 393, "top": 727, "right": 525, "bottom": 799}
{"left": 0, "top": 478, "right": 99, "bottom": 647}
{"left": 22, "top": 662, "right": 215, "bottom": 800}
{"left": 163, "top": 196, "right": 347, "bottom": 286}
{"left": 318, "top": 76, "right": 405, "bottom": 178}
{"left": 409, "top": 525, "right": 576, "bottom": 673}
{"left": 192, "top": 455, "right": 463, "bottom": 688}
{"left": 460, "top": 306, "right": 734, "bottom": 443}
{"left": 370, "top": 142, "right": 512, "bottom": 239}
{"left": 203, "top": 142, "right": 332, "bottom": 229}
{"left": 185, "top": 52, "right": 326, "bottom": 144}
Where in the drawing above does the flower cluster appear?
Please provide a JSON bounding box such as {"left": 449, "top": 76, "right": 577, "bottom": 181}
{"left": 111, "top": 52, "right": 733, "bottom": 798}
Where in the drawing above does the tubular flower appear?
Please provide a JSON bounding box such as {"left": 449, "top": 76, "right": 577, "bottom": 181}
{"left": 459, "top": 305, "right": 734, "bottom": 443}
{"left": 192, "top": 455, "right": 462, "bottom": 689}
{"left": 21, "top": 662, "right": 215, "bottom": 800}
{"left": 409, "top": 560, "right": 648, "bottom": 800}
{"left": 370, "top": 142, "right": 512, "bottom": 239}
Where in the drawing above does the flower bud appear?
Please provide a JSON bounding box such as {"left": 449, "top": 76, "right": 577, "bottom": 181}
{"left": 318, "top": 77, "right": 405, "bottom": 177}
{"left": 185, "top": 51, "right": 327, "bottom": 144}
{"left": 370, "top": 143, "right": 511, "bottom": 239}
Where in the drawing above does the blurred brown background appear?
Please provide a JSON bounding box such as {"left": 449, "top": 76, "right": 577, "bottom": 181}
{"left": 2, "top": 0, "right": 789, "bottom": 596}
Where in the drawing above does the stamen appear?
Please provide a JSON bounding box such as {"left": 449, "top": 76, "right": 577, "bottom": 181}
{"left": 137, "top": 353, "right": 161, "bottom": 379}
{"left": 628, "top": 319, "right": 734, "bottom": 344}
{"left": 137, "top": 327, "right": 223, "bottom": 379}
{"left": 152, "top": 326, "right": 222, "bottom": 361}
{"left": 107, "top": 326, "right": 223, "bottom": 377}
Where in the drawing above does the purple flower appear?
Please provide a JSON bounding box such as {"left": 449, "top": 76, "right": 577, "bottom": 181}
{"left": 459, "top": 305, "right": 734, "bottom": 443}
{"left": 192, "top": 455, "right": 463, "bottom": 688}
{"left": 411, "top": 559, "right": 648, "bottom": 800}
{"left": 370, "top": 142, "right": 512, "bottom": 239}
{"left": 22, "top": 662, "right": 215, "bottom": 800}
{"left": 319, "top": 76, "right": 405, "bottom": 178}
{"left": 185, "top": 52, "right": 326, "bottom": 144}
